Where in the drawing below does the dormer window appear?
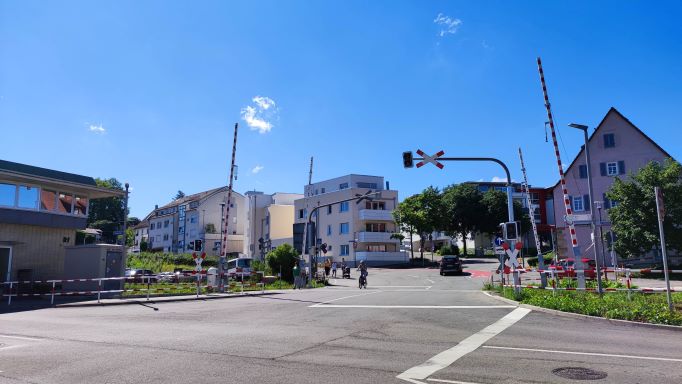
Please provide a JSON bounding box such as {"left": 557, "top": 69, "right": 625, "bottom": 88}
{"left": 604, "top": 133, "right": 615, "bottom": 148}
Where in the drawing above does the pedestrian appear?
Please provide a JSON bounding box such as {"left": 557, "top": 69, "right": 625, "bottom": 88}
{"left": 293, "top": 262, "right": 300, "bottom": 289}
{"left": 324, "top": 258, "right": 331, "bottom": 277}
{"left": 331, "top": 261, "right": 337, "bottom": 278}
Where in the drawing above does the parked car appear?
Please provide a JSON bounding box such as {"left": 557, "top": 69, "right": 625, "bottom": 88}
{"left": 440, "top": 255, "right": 463, "bottom": 276}
{"left": 125, "top": 269, "right": 157, "bottom": 283}
{"left": 226, "top": 257, "right": 252, "bottom": 280}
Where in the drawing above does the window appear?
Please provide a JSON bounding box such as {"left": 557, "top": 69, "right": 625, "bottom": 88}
{"left": 366, "top": 223, "right": 387, "bottom": 232}
{"left": 164, "top": 220, "right": 169, "bottom": 228}
{"left": 357, "top": 182, "right": 377, "bottom": 189}
{"left": 367, "top": 245, "right": 386, "bottom": 252}
{"left": 340, "top": 222, "right": 349, "bottom": 234}
{"left": 40, "top": 189, "right": 57, "bottom": 211}
{"left": 365, "top": 201, "right": 385, "bottom": 210}
{"left": 57, "top": 192, "right": 73, "bottom": 213}
{"left": 17, "top": 186, "right": 39, "bottom": 209}
{"left": 151, "top": 223, "right": 155, "bottom": 230}
{"left": 315, "top": 189, "right": 318, "bottom": 195}
{"left": 327, "top": 225, "right": 332, "bottom": 236}
{"left": 339, "top": 182, "right": 349, "bottom": 190}
{"left": 607, "top": 162, "right": 618, "bottom": 176}
{"left": 321, "top": 188, "right": 325, "bottom": 193}
{"left": 604, "top": 133, "right": 615, "bottom": 148}
{"left": 327, "top": 205, "right": 332, "bottom": 215}
{"left": 74, "top": 195, "right": 88, "bottom": 215}
{"left": 190, "top": 217, "right": 196, "bottom": 223}
{"left": 340, "top": 201, "right": 349, "bottom": 212}
{"left": 340, "top": 245, "right": 349, "bottom": 256}
{"left": 578, "top": 165, "right": 588, "bottom": 179}
{"left": 298, "top": 209, "right": 304, "bottom": 219}
{"left": 573, "top": 196, "right": 584, "bottom": 212}
{"left": 0, "top": 183, "right": 15, "bottom": 206}
{"left": 163, "top": 234, "right": 169, "bottom": 241}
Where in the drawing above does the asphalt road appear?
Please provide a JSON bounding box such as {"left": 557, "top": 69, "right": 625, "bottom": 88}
{"left": 1, "top": 258, "right": 681, "bottom": 384}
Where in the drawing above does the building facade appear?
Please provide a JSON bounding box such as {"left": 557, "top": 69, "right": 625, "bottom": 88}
{"left": 0, "top": 160, "right": 122, "bottom": 282}
{"left": 551, "top": 108, "right": 672, "bottom": 264}
{"left": 244, "top": 191, "right": 302, "bottom": 259}
{"left": 293, "top": 174, "right": 405, "bottom": 267}
{"left": 145, "top": 187, "right": 246, "bottom": 255}
{"left": 132, "top": 220, "right": 149, "bottom": 252}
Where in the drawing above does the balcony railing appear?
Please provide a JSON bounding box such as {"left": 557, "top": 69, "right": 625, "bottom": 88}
{"left": 355, "top": 251, "right": 408, "bottom": 264}
{"left": 358, "top": 209, "right": 394, "bottom": 221}
{"left": 357, "top": 231, "right": 399, "bottom": 243}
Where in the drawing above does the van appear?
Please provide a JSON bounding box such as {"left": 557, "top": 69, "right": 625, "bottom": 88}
{"left": 226, "top": 257, "right": 252, "bottom": 280}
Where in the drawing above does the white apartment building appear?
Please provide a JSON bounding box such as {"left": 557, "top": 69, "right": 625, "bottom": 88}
{"left": 293, "top": 174, "right": 406, "bottom": 267}
{"left": 244, "top": 191, "right": 302, "bottom": 259}
{"left": 132, "top": 220, "right": 149, "bottom": 252}
{"left": 145, "top": 187, "right": 246, "bottom": 255}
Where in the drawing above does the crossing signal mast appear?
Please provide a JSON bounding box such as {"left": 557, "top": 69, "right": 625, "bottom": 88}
{"left": 537, "top": 57, "right": 586, "bottom": 288}
{"left": 220, "top": 123, "right": 239, "bottom": 293}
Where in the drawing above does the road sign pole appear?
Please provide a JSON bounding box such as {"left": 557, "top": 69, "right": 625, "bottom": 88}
{"left": 654, "top": 187, "right": 673, "bottom": 312}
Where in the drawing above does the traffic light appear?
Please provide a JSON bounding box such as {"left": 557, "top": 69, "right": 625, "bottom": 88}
{"left": 402, "top": 151, "right": 414, "bottom": 168}
{"left": 500, "top": 222, "right": 518, "bottom": 241}
{"left": 258, "top": 237, "right": 264, "bottom": 250}
{"left": 194, "top": 239, "right": 203, "bottom": 252}
{"left": 320, "top": 243, "right": 328, "bottom": 254}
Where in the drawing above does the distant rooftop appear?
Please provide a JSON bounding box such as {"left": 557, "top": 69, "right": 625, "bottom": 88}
{"left": 0, "top": 159, "right": 97, "bottom": 186}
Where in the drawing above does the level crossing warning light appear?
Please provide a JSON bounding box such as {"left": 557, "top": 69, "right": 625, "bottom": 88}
{"left": 402, "top": 151, "right": 414, "bottom": 168}
{"left": 500, "top": 222, "right": 518, "bottom": 241}
{"left": 194, "top": 239, "right": 203, "bottom": 252}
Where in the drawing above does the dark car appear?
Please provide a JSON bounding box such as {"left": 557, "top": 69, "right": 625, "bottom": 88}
{"left": 440, "top": 256, "right": 462, "bottom": 276}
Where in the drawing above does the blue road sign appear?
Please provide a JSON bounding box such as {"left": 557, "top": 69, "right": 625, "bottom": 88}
{"left": 494, "top": 237, "right": 503, "bottom": 246}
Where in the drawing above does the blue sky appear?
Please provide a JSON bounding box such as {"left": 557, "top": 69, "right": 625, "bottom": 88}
{"left": 2, "top": 1, "right": 681, "bottom": 218}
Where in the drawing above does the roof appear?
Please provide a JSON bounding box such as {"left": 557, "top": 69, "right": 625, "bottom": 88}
{"left": 0, "top": 159, "right": 96, "bottom": 186}
{"left": 0, "top": 159, "right": 124, "bottom": 199}
{"left": 132, "top": 220, "right": 149, "bottom": 229}
{"left": 155, "top": 186, "right": 245, "bottom": 211}
{"left": 552, "top": 107, "right": 673, "bottom": 188}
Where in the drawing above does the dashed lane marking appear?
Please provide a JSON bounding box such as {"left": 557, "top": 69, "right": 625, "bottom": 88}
{"left": 0, "top": 335, "right": 43, "bottom": 341}
{"left": 308, "top": 291, "right": 381, "bottom": 307}
{"left": 397, "top": 307, "right": 531, "bottom": 382}
{"left": 482, "top": 345, "right": 682, "bottom": 363}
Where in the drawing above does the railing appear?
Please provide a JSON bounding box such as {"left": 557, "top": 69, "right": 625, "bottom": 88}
{"left": 1, "top": 272, "right": 266, "bottom": 306}
{"left": 358, "top": 209, "right": 394, "bottom": 221}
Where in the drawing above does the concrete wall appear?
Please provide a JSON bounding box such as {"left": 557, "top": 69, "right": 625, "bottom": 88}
{"left": 267, "top": 204, "right": 295, "bottom": 241}
{"left": 0, "top": 223, "right": 75, "bottom": 280}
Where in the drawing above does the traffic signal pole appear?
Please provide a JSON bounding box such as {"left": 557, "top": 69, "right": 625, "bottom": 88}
{"left": 407, "top": 154, "right": 519, "bottom": 291}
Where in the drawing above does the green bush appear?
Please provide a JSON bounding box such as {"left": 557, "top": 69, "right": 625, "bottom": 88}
{"left": 527, "top": 253, "right": 554, "bottom": 267}
{"left": 438, "top": 244, "right": 459, "bottom": 256}
{"left": 494, "top": 286, "right": 682, "bottom": 326}
{"left": 266, "top": 244, "right": 299, "bottom": 282}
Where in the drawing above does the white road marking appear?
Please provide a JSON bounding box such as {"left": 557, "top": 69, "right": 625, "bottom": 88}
{"left": 312, "top": 305, "right": 516, "bottom": 309}
{"left": 0, "top": 334, "right": 42, "bottom": 341}
{"left": 426, "top": 279, "right": 435, "bottom": 284}
{"left": 308, "top": 291, "right": 381, "bottom": 307}
{"left": 482, "top": 345, "right": 682, "bottom": 363}
{"left": 397, "top": 307, "right": 531, "bottom": 381}
{"left": 372, "top": 285, "right": 431, "bottom": 288}
{"left": 481, "top": 291, "right": 494, "bottom": 298}
{"left": 409, "top": 275, "right": 419, "bottom": 278}
{"left": 427, "top": 378, "right": 483, "bottom": 384}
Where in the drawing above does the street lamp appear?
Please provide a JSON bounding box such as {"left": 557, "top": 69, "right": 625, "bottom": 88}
{"left": 568, "top": 123, "right": 603, "bottom": 294}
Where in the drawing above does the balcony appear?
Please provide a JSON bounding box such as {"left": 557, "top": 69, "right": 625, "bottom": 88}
{"left": 357, "top": 231, "right": 399, "bottom": 243}
{"left": 355, "top": 251, "right": 408, "bottom": 266}
{"left": 358, "top": 209, "right": 394, "bottom": 221}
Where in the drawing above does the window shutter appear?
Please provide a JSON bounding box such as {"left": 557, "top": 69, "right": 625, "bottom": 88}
{"left": 600, "top": 163, "right": 607, "bottom": 176}
{"left": 603, "top": 193, "right": 610, "bottom": 209}
{"left": 583, "top": 195, "right": 590, "bottom": 211}
{"left": 579, "top": 165, "right": 587, "bottom": 179}
{"left": 618, "top": 161, "right": 625, "bottom": 175}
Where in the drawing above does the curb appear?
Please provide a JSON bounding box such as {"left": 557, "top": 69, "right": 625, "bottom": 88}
{"left": 56, "top": 291, "right": 280, "bottom": 308}
{"left": 484, "top": 290, "right": 682, "bottom": 332}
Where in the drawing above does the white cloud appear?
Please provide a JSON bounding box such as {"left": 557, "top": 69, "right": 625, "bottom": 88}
{"left": 434, "top": 13, "right": 462, "bottom": 37}
{"left": 251, "top": 165, "right": 264, "bottom": 174}
{"left": 88, "top": 124, "right": 106, "bottom": 134}
{"left": 491, "top": 176, "right": 516, "bottom": 183}
{"left": 241, "top": 95, "right": 278, "bottom": 134}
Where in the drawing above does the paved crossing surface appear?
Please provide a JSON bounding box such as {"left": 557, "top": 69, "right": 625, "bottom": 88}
{"left": 1, "top": 258, "right": 681, "bottom": 383}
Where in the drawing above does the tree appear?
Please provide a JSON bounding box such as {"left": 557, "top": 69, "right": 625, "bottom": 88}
{"left": 607, "top": 159, "right": 682, "bottom": 258}
{"left": 266, "top": 244, "right": 299, "bottom": 282}
{"left": 174, "top": 190, "right": 186, "bottom": 200}
{"left": 394, "top": 194, "right": 427, "bottom": 260}
{"left": 480, "top": 190, "right": 529, "bottom": 236}
{"left": 88, "top": 178, "right": 125, "bottom": 244}
{"left": 205, "top": 223, "right": 217, "bottom": 234}
{"left": 125, "top": 228, "right": 135, "bottom": 247}
{"left": 442, "top": 184, "right": 484, "bottom": 255}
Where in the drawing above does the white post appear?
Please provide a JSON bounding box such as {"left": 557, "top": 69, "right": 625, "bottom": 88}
{"left": 97, "top": 279, "right": 102, "bottom": 303}
{"left": 654, "top": 187, "right": 673, "bottom": 311}
{"left": 51, "top": 281, "right": 56, "bottom": 305}
{"left": 8, "top": 281, "right": 12, "bottom": 305}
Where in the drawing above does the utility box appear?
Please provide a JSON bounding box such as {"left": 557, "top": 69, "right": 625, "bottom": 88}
{"left": 63, "top": 244, "right": 126, "bottom": 295}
